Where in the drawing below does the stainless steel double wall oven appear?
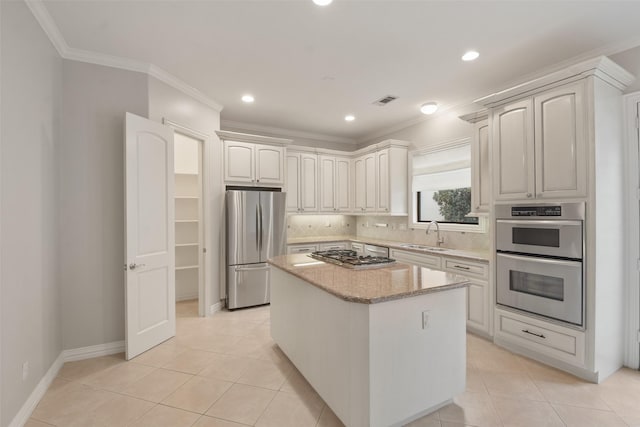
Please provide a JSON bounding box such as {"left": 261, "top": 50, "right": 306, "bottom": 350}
{"left": 496, "top": 203, "right": 585, "bottom": 327}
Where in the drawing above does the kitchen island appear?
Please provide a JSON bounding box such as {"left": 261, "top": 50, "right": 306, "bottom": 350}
{"left": 268, "top": 254, "right": 470, "bottom": 427}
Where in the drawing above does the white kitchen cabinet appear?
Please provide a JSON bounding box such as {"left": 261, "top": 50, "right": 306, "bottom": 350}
{"left": 286, "top": 151, "right": 318, "bottom": 213}
{"left": 217, "top": 131, "right": 290, "bottom": 186}
{"left": 443, "top": 256, "right": 490, "bottom": 336}
{"left": 353, "top": 143, "right": 408, "bottom": 215}
{"left": 389, "top": 249, "right": 491, "bottom": 336}
{"left": 319, "top": 155, "right": 351, "bottom": 212}
{"left": 492, "top": 81, "right": 586, "bottom": 201}
{"left": 471, "top": 118, "right": 491, "bottom": 213}
{"left": 319, "top": 241, "right": 349, "bottom": 251}
{"left": 353, "top": 152, "right": 377, "bottom": 213}
{"left": 287, "top": 243, "right": 319, "bottom": 254}
{"left": 223, "top": 140, "right": 285, "bottom": 185}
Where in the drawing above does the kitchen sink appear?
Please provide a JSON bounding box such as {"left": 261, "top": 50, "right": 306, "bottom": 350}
{"left": 399, "top": 244, "right": 448, "bottom": 252}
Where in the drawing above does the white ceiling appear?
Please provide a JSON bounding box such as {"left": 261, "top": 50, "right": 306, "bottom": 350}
{"left": 42, "top": 0, "right": 640, "bottom": 144}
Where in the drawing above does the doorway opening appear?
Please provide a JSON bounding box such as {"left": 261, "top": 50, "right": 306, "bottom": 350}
{"left": 174, "top": 131, "right": 205, "bottom": 317}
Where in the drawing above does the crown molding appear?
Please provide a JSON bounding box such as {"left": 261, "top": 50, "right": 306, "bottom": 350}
{"left": 215, "top": 130, "right": 292, "bottom": 146}
{"left": 25, "top": 0, "right": 223, "bottom": 113}
{"left": 220, "top": 119, "right": 358, "bottom": 146}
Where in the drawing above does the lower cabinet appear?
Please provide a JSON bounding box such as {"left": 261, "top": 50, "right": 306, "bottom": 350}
{"left": 287, "top": 244, "right": 319, "bottom": 254}
{"left": 319, "top": 242, "right": 349, "bottom": 251}
{"left": 391, "top": 249, "right": 491, "bottom": 336}
{"left": 494, "top": 308, "right": 585, "bottom": 369}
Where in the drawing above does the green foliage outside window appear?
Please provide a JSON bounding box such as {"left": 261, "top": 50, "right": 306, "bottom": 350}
{"left": 432, "top": 188, "right": 476, "bottom": 223}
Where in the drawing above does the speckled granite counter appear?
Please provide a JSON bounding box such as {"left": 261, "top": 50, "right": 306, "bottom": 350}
{"left": 286, "top": 236, "right": 490, "bottom": 263}
{"left": 268, "top": 254, "right": 469, "bottom": 304}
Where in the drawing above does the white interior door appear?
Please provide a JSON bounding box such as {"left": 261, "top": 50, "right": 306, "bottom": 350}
{"left": 125, "top": 112, "right": 175, "bottom": 360}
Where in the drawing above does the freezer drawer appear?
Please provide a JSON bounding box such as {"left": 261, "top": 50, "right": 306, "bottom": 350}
{"left": 227, "top": 263, "right": 270, "bottom": 309}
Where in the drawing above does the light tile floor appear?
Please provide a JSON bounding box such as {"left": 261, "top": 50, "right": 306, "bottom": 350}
{"left": 27, "top": 300, "right": 640, "bottom": 427}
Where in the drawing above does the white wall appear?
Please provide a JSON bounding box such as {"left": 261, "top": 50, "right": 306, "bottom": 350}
{"left": 1, "top": 1, "right": 63, "bottom": 425}
{"left": 59, "top": 61, "right": 148, "bottom": 350}
{"left": 148, "top": 76, "right": 223, "bottom": 307}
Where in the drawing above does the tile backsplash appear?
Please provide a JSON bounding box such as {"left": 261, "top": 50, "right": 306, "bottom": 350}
{"left": 356, "top": 216, "right": 490, "bottom": 251}
{"left": 287, "top": 214, "right": 490, "bottom": 251}
{"left": 287, "top": 215, "right": 356, "bottom": 237}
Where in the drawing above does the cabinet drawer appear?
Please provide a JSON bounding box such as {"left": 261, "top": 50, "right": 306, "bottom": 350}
{"left": 319, "top": 242, "right": 348, "bottom": 251}
{"left": 287, "top": 244, "right": 319, "bottom": 254}
{"left": 443, "top": 258, "right": 488, "bottom": 279}
{"left": 495, "top": 309, "right": 585, "bottom": 366}
{"left": 389, "top": 249, "right": 441, "bottom": 269}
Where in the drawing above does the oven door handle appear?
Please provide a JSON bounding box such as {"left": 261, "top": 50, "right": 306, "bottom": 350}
{"left": 496, "top": 252, "right": 582, "bottom": 267}
{"left": 496, "top": 219, "right": 583, "bottom": 227}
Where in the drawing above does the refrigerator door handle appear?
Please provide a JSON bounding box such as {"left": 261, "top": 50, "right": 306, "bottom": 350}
{"left": 258, "top": 203, "right": 264, "bottom": 253}
{"left": 234, "top": 264, "right": 271, "bottom": 272}
{"left": 255, "top": 204, "right": 260, "bottom": 253}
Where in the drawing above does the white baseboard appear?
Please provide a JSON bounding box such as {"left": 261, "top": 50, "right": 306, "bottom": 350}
{"left": 62, "top": 340, "right": 126, "bottom": 362}
{"left": 210, "top": 301, "right": 223, "bottom": 315}
{"left": 176, "top": 293, "right": 198, "bottom": 302}
{"left": 8, "top": 353, "right": 64, "bottom": 427}
{"left": 8, "top": 340, "right": 126, "bottom": 426}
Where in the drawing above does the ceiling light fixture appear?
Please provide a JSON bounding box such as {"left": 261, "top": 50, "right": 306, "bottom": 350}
{"left": 313, "top": 0, "right": 333, "bottom": 5}
{"left": 420, "top": 102, "right": 438, "bottom": 115}
{"left": 241, "top": 94, "right": 254, "bottom": 103}
{"left": 345, "top": 115, "right": 355, "bottom": 122}
{"left": 462, "top": 51, "right": 479, "bottom": 61}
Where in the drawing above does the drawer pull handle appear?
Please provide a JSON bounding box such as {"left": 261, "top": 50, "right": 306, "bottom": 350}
{"left": 453, "top": 265, "right": 470, "bottom": 270}
{"left": 522, "top": 329, "right": 546, "bottom": 339}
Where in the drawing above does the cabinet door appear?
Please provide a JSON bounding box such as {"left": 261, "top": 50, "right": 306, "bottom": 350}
{"left": 300, "top": 153, "right": 318, "bottom": 212}
{"left": 285, "top": 154, "right": 301, "bottom": 212}
{"left": 335, "top": 157, "right": 351, "bottom": 211}
{"left": 471, "top": 119, "right": 491, "bottom": 213}
{"left": 354, "top": 157, "right": 366, "bottom": 212}
{"left": 319, "top": 156, "right": 336, "bottom": 212}
{"left": 534, "top": 82, "right": 586, "bottom": 199}
{"left": 364, "top": 153, "right": 377, "bottom": 211}
{"left": 376, "top": 149, "right": 390, "bottom": 213}
{"left": 255, "top": 144, "right": 284, "bottom": 185}
{"left": 466, "top": 279, "right": 490, "bottom": 336}
{"left": 492, "top": 99, "right": 535, "bottom": 200}
{"left": 224, "top": 141, "right": 255, "bottom": 183}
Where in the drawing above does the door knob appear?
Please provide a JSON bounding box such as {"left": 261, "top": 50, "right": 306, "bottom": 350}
{"left": 129, "top": 263, "right": 146, "bottom": 270}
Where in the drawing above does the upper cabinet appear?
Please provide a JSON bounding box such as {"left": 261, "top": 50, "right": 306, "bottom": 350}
{"left": 460, "top": 111, "right": 491, "bottom": 215}
{"left": 353, "top": 143, "right": 408, "bottom": 215}
{"left": 286, "top": 151, "right": 318, "bottom": 213}
{"left": 319, "top": 155, "right": 351, "bottom": 212}
{"left": 217, "top": 131, "right": 291, "bottom": 187}
{"left": 490, "top": 81, "right": 587, "bottom": 201}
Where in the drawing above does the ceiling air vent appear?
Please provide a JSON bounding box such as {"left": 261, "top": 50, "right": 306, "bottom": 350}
{"left": 373, "top": 95, "right": 398, "bottom": 106}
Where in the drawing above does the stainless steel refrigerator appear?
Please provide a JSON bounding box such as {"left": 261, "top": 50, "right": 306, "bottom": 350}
{"left": 225, "top": 189, "right": 287, "bottom": 309}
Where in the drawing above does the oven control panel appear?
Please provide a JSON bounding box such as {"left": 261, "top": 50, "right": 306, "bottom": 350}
{"left": 511, "top": 206, "right": 561, "bottom": 217}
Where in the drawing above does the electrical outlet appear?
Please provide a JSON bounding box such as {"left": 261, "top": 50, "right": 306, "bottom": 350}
{"left": 22, "top": 361, "right": 29, "bottom": 381}
{"left": 422, "top": 311, "right": 430, "bottom": 329}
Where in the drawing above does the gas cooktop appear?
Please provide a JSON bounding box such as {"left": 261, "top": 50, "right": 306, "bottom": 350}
{"left": 308, "top": 249, "right": 396, "bottom": 269}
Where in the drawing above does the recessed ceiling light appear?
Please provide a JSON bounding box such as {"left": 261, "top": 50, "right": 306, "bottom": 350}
{"left": 462, "top": 51, "right": 479, "bottom": 61}
{"left": 313, "top": 0, "right": 333, "bottom": 5}
{"left": 420, "top": 102, "right": 438, "bottom": 115}
{"left": 241, "top": 94, "right": 254, "bottom": 103}
{"left": 345, "top": 115, "right": 355, "bottom": 122}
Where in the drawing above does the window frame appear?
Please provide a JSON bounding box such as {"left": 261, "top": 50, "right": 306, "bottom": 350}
{"left": 408, "top": 138, "right": 487, "bottom": 233}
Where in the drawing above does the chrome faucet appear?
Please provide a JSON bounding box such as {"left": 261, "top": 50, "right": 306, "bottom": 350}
{"left": 425, "top": 220, "right": 445, "bottom": 247}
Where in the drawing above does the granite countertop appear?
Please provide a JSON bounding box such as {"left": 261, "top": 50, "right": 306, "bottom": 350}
{"left": 286, "top": 235, "right": 490, "bottom": 263}
{"left": 268, "top": 254, "right": 469, "bottom": 304}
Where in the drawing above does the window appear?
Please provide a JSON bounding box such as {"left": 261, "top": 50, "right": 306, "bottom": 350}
{"left": 410, "top": 139, "right": 483, "bottom": 231}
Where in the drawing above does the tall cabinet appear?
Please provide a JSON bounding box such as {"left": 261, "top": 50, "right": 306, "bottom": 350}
{"left": 476, "top": 56, "right": 634, "bottom": 382}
